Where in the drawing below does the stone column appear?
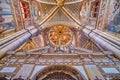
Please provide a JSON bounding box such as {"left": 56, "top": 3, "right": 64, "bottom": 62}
{"left": 83, "top": 27, "right": 120, "bottom": 59}
{"left": 0, "top": 26, "right": 38, "bottom": 58}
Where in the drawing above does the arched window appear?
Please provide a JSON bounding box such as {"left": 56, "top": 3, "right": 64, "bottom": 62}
{"left": 31, "top": 1, "right": 42, "bottom": 22}
{"left": 20, "top": 1, "right": 30, "bottom": 19}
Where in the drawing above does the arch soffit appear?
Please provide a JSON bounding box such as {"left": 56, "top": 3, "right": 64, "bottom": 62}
{"left": 34, "top": 65, "right": 87, "bottom": 80}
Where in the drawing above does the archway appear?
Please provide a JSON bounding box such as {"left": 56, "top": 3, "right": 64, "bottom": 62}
{"left": 33, "top": 65, "right": 87, "bottom": 80}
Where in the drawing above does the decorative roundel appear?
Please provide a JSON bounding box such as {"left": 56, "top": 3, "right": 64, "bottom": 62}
{"left": 49, "top": 25, "right": 72, "bottom": 46}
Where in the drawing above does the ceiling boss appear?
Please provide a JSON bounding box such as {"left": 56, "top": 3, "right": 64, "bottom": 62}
{"left": 56, "top": 0, "right": 64, "bottom": 6}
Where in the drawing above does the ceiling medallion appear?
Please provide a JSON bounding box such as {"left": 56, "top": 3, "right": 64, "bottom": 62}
{"left": 49, "top": 25, "right": 72, "bottom": 46}
{"left": 56, "top": 0, "right": 64, "bottom": 4}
